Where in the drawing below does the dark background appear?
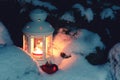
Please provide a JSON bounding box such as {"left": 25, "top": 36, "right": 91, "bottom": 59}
{"left": 0, "top": 0, "right": 23, "bottom": 46}
{"left": 0, "top": 0, "right": 120, "bottom": 49}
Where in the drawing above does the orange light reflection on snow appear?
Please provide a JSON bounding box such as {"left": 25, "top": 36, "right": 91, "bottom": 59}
{"left": 52, "top": 32, "right": 78, "bottom": 70}
{"left": 52, "top": 33, "right": 72, "bottom": 57}
{"left": 59, "top": 54, "right": 78, "bottom": 70}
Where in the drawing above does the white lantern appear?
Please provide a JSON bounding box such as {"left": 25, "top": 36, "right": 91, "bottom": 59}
{"left": 22, "top": 9, "right": 54, "bottom": 63}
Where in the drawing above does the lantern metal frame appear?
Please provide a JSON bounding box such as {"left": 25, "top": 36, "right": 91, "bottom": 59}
{"left": 22, "top": 9, "right": 54, "bottom": 63}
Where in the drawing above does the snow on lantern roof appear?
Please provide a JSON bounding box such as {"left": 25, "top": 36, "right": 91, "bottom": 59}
{"left": 23, "top": 9, "right": 54, "bottom": 36}
{"left": 29, "top": 9, "right": 48, "bottom": 22}
{"left": 23, "top": 21, "right": 54, "bottom": 36}
{"left": 60, "top": 11, "right": 75, "bottom": 23}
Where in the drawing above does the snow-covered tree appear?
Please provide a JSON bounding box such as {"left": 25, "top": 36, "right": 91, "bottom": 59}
{"left": 109, "top": 43, "right": 120, "bottom": 80}
{"left": 18, "top": 0, "right": 57, "bottom": 13}
{"left": 100, "top": 8, "right": 115, "bottom": 20}
{"left": 0, "top": 22, "right": 13, "bottom": 46}
{"left": 84, "top": 8, "right": 94, "bottom": 22}
{"left": 72, "top": 3, "right": 85, "bottom": 17}
{"left": 72, "top": 3, "right": 94, "bottom": 23}
{"left": 60, "top": 11, "right": 75, "bottom": 23}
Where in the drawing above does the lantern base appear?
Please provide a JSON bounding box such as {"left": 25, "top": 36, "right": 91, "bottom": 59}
{"left": 32, "top": 53, "right": 44, "bottom": 60}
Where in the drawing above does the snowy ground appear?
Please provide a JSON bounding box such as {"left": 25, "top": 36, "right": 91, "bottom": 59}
{"left": 0, "top": 45, "right": 41, "bottom": 80}
{"left": 40, "top": 54, "right": 111, "bottom": 80}
{"left": 0, "top": 45, "right": 111, "bottom": 80}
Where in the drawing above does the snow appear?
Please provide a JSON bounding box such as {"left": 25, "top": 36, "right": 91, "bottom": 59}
{"left": 0, "top": 45, "right": 111, "bottom": 80}
{"left": 41, "top": 54, "right": 110, "bottom": 80}
{"left": 112, "top": 5, "right": 120, "bottom": 10}
{"left": 72, "top": 4, "right": 94, "bottom": 22}
{"left": 109, "top": 43, "right": 120, "bottom": 80}
{"left": 0, "top": 22, "right": 13, "bottom": 46}
{"left": 0, "top": 46, "right": 40, "bottom": 80}
{"left": 100, "top": 8, "right": 115, "bottom": 20}
{"left": 0, "top": 23, "right": 112, "bottom": 80}
{"left": 84, "top": 8, "right": 94, "bottom": 23}
{"left": 0, "top": 22, "right": 40, "bottom": 80}
{"left": 32, "top": 0, "right": 57, "bottom": 10}
{"left": 86, "top": 0, "right": 92, "bottom": 5}
{"left": 18, "top": 0, "right": 57, "bottom": 13}
{"left": 31, "top": 0, "right": 57, "bottom": 11}
{"left": 72, "top": 3, "right": 85, "bottom": 16}
{"left": 60, "top": 11, "right": 75, "bottom": 23}
{"left": 53, "top": 29, "right": 105, "bottom": 57}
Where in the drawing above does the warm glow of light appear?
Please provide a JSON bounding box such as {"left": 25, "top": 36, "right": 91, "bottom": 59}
{"left": 53, "top": 33, "right": 72, "bottom": 57}
{"left": 31, "top": 39, "right": 44, "bottom": 60}
{"left": 59, "top": 54, "right": 78, "bottom": 70}
{"left": 23, "top": 31, "right": 77, "bottom": 71}
{"left": 32, "top": 46, "right": 43, "bottom": 60}
{"left": 33, "top": 39, "right": 43, "bottom": 54}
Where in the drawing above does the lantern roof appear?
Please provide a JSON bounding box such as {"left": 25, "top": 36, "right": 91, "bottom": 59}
{"left": 23, "top": 21, "right": 54, "bottom": 36}
{"left": 29, "top": 9, "right": 48, "bottom": 22}
{"left": 23, "top": 9, "right": 54, "bottom": 36}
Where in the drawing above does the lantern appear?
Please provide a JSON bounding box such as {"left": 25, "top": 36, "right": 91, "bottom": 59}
{"left": 22, "top": 9, "right": 54, "bottom": 64}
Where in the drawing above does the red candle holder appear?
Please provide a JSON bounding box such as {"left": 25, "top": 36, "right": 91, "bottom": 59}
{"left": 40, "top": 62, "right": 58, "bottom": 74}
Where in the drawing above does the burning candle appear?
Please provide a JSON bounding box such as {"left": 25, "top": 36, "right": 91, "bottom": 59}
{"left": 33, "top": 47, "right": 43, "bottom": 60}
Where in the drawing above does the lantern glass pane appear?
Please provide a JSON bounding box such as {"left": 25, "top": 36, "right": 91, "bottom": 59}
{"left": 46, "top": 35, "right": 53, "bottom": 58}
{"left": 32, "top": 37, "right": 44, "bottom": 60}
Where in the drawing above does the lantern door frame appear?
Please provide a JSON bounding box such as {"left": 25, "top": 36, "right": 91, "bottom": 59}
{"left": 23, "top": 34, "right": 53, "bottom": 61}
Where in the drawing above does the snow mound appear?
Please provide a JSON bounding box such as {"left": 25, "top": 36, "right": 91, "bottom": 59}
{"left": 41, "top": 54, "right": 110, "bottom": 80}
{"left": 0, "top": 22, "right": 13, "bottom": 46}
{"left": 109, "top": 43, "right": 120, "bottom": 80}
{"left": 53, "top": 28, "right": 104, "bottom": 60}
{"left": 0, "top": 46, "right": 40, "bottom": 80}
{"left": 63, "top": 29, "right": 105, "bottom": 56}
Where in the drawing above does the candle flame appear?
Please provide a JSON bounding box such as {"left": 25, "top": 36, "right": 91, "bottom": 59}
{"left": 33, "top": 47, "right": 43, "bottom": 54}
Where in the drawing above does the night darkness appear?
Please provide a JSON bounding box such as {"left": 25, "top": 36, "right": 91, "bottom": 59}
{"left": 0, "top": 0, "right": 120, "bottom": 50}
